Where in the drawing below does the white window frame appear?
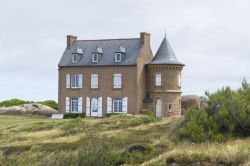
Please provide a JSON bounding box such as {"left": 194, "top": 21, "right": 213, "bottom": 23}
{"left": 72, "top": 54, "right": 78, "bottom": 63}
{"left": 92, "top": 53, "right": 98, "bottom": 62}
{"left": 91, "top": 74, "right": 99, "bottom": 89}
{"left": 71, "top": 98, "right": 79, "bottom": 113}
{"left": 113, "top": 74, "right": 122, "bottom": 89}
{"left": 71, "top": 74, "right": 79, "bottom": 88}
{"left": 178, "top": 74, "right": 181, "bottom": 87}
{"left": 114, "top": 98, "right": 123, "bottom": 113}
{"left": 155, "top": 74, "right": 162, "bottom": 86}
{"left": 115, "top": 53, "right": 122, "bottom": 62}
{"left": 92, "top": 97, "right": 98, "bottom": 113}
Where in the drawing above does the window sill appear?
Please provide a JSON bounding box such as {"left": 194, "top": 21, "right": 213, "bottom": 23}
{"left": 70, "top": 87, "right": 82, "bottom": 89}
{"left": 90, "top": 87, "right": 99, "bottom": 90}
{"left": 113, "top": 87, "right": 122, "bottom": 90}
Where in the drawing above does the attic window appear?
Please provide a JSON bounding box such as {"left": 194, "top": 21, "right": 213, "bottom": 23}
{"left": 115, "top": 53, "right": 122, "bottom": 62}
{"left": 92, "top": 53, "right": 99, "bottom": 62}
{"left": 72, "top": 54, "right": 78, "bottom": 63}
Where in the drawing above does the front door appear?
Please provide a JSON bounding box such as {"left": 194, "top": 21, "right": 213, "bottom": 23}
{"left": 91, "top": 98, "right": 99, "bottom": 116}
{"left": 156, "top": 98, "right": 162, "bottom": 117}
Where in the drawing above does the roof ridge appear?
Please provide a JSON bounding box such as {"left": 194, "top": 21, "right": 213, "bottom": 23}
{"left": 76, "top": 38, "right": 140, "bottom": 41}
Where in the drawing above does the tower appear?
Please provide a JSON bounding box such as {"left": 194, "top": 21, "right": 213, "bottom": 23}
{"left": 144, "top": 35, "right": 185, "bottom": 117}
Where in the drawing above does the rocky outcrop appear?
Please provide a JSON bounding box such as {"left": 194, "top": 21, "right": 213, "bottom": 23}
{"left": 181, "top": 95, "right": 208, "bottom": 113}
{"left": 0, "top": 104, "right": 58, "bottom": 117}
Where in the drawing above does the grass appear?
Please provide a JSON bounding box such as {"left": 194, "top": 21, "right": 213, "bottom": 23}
{"left": 0, "top": 115, "right": 249, "bottom": 166}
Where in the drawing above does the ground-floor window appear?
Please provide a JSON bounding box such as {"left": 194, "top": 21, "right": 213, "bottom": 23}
{"left": 169, "top": 104, "right": 173, "bottom": 112}
{"left": 71, "top": 98, "right": 78, "bottom": 112}
{"left": 114, "top": 98, "right": 122, "bottom": 113}
{"left": 65, "top": 97, "right": 82, "bottom": 113}
{"left": 107, "top": 97, "right": 128, "bottom": 113}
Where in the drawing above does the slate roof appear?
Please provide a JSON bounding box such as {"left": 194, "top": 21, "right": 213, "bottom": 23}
{"left": 58, "top": 38, "right": 141, "bottom": 67}
{"left": 149, "top": 36, "right": 184, "bottom": 65}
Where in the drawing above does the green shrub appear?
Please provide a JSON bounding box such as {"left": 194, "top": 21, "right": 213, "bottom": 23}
{"left": 37, "top": 100, "right": 58, "bottom": 110}
{"left": 105, "top": 113, "right": 121, "bottom": 117}
{"left": 63, "top": 113, "right": 86, "bottom": 119}
{"left": 177, "top": 79, "right": 250, "bottom": 142}
{"left": 140, "top": 108, "right": 155, "bottom": 116}
{"left": 0, "top": 99, "right": 31, "bottom": 107}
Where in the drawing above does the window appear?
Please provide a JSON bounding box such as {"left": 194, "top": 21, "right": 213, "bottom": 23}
{"left": 169, "top": 104, "right": 173, "bottom": 112}
{"left": 178, "top": 74, "right": 181, "bottom": 87}
{"left": 155, "top": 74, "right": 162, "bottom": 86}
{"left": 66, "top": 74, "right": 82, "bottom": 88}
{"left": 92, "top": 53, "right": 99, "bottom": 62}
{"left": 72, "top": 54, "right": 78, "bottom": 63}
{"left": 71, "top": 98, "right": 78, "bottom": 112}
{"left": 71, "top": 74, "right": 79, "bottom": 88}
{"left": 115, "top": 53, "right": 122, "bottom": 62}
{"left": 114, "top": 98, "right": 122, "bottom": 112}
{"left": 92, "top": 98, "right": 98, "bottom": 112}
{"left": 113, "top": 74, "right": 122, "bottom": 88}
{"left": 91, "top": 74, "right": 98, "bottom": 89}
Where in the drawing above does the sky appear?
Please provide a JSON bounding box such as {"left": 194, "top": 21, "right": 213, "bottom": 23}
{"left": 0, "top": 0, "right": 250, "bottom": 101}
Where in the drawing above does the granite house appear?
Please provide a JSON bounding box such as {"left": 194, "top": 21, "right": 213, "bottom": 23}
{"left": 58, "top": 32, "right": 184, "bottom": 117}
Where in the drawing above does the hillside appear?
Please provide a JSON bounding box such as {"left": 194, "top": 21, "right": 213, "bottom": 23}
{"left": 0, "top": 115, "right": 249, "bottom": 166}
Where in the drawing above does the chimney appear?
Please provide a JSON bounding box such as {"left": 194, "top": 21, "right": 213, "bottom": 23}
{"left": 67, "top": 35, "right": 77, "bottom": 49}
{"left": 140, "top": 32, "right": 150, "bottom": 45}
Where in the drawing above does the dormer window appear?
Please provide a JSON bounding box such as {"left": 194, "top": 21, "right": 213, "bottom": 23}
{"left": 72, "top": 54, "right": 78, "bottom": 63}
{"left": 92, "top": 53, "right": 99, "bottom": 62}
{"left": 115, "top": 53, "right": 122, "bottom": 62}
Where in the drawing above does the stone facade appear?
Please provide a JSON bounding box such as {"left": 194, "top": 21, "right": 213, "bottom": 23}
{"left": 58, "top": 32, "right": 184, "bottom": 117}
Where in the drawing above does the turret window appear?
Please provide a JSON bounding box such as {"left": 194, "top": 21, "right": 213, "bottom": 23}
{"left": 178, "top": 74, "right": 181, "bottom": 87}
{"left": 169, "top": 104, "right": 173, "bottom": 112}
{"left": 155, "top": 74, "right": 162, "bottom": 86}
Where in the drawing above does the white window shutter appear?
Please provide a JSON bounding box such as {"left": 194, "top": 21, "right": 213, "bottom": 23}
{"left": 113, "top": 74, "right": 122, "bottom": 88}
{"left": 86, "top": 97, "right": 90, "bottom": 116}
{"left": 122, "top": 97, "right": 128, "bottom": 113}
{"left": 78, "top": 97, "right": 82, "bottom": 113}
{"left": 66, "top": 97, "right": 70, "bottom": 113}
{"left": 79, "top": 74, "right": 83, "bottom": 88}
{"left": 107, "top": 97, "right": 112, "bottom": 113}
{"left": 96, "top": 75, "right": 99, "bottom": 88}
{"left": 66, "top": 74, "right": 70, "bottom": 88}
{"left": 98, "top": 97, "right": 102, "bottom": 116}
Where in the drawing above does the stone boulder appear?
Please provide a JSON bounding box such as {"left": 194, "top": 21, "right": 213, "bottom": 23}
{"left": 0, "top": 103, "right": 58, "bottom": 117}
{"left": 181, "top": 95, "right": 208, "bottom": 113}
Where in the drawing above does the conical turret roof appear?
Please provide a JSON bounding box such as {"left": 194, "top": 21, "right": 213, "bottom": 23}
{"left": 149, "top": 36, "right": 184, "bottom": 65}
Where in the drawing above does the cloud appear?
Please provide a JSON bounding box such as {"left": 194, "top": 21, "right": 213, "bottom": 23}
{"left": 0, "top": 0, "right": 249, "bottom": 101}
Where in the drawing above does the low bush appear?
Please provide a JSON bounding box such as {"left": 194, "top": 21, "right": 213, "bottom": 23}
{"left": 63, "top": 113, "right": 86, "bottom": 119}
{"left": 0, "top": 99, "right": 31, "bottom": 107}
{"left": 105, "top": 113, "right": 121, "bottom": 117}
{"left": 140, "top": 108, "right": 155, "bottom": 116}
{"left": 176, "top": 79, "right": 250, "bottom": 142}
{"left": 37, "top": 100, "right": 58, "bottom": 110}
